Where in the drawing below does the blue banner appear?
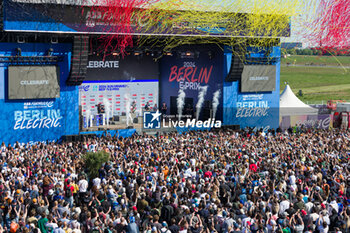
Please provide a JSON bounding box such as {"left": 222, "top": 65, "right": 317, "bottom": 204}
{"left": 0, "top": 43, "right": 79, "bottom": 144}
{"left": 80, "top": 129, "right": 136, "bottom": 138}
{"left": 159, "top": 45, "right": 224, "bottom": 121}
{"left": 223, "top": 46, "right": 281, "bottom": 130}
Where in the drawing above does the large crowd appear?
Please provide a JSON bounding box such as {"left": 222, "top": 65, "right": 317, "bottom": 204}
{"left": 0, "top": 127, "right": 349, "bottom": 233}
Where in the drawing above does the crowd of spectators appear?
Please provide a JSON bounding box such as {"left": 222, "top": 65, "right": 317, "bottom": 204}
{"left": 0, "top": 127, "right": 349, "bottom": 233}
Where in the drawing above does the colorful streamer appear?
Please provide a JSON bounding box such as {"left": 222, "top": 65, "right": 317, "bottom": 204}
{"left": 84, "top": 0, "right": 342, "bottom": 57}
{"left": 307, "top": 0, "right": 350, "bottom": 48}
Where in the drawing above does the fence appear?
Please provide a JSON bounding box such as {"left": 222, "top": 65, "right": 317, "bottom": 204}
{"left": 306, "top": 100, "right": 350, "bottom": 105}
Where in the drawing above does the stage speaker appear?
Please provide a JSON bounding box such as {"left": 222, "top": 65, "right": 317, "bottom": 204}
{"left": 74, "top": 135, "right": 81, "bottom": 142}
{"left": 66, "top": 35, "right": 89, "bottom": 86}
{"left": 50, "top": 36, "right": 58, "bottom": 44}
{"left": 204, "top": 100, "right": 211, "bottom": 109}
{"left": 81, "top": 134, "right": 95, "bottom": 139}
{"left": 64, "top": 135, "right": 72, "bottom": 142}
{"left": 79, "top": 106, "right": 83, "bottom": 131}
{"left": 0, "top": 1, "right": 3, "bottom": 31}
{"left": 222, "top": 125, "right": 240, "bottom": 130}
{"left": 170, "top": 97, "right": 194, "bottom": 116}
{"left": 170, "top": 96, "right": 177, "bottom": 115}
{"left": 225, "top": 45, "right": 245, "bottom": 82}
{"left": 63, "top": 135, "right": 80, "bottom": 142}
{"left": 17, "top": 36, "right": 26, "bottom": 44}
{"left": 202, "top": 108, "right": 211, "bottom": 120}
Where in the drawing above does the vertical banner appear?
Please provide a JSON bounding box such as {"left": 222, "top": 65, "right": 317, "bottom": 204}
{"left": 159, "top": 47, "right": 224, "bottom": 121}
{"left": 0, "top": 43, "right": 78, "bottom": 144}
{"left": 223, "top": 47, "right": 281, "bottom": 129}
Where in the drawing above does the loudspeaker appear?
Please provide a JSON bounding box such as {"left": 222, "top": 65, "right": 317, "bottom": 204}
{"left": 0, "top": 1, "right": 3, "bottom": 31}
{"left": 202, "top": 108, "right": 211, "bottom": 121}
{"left": 81, "top": 134, "right": 95, "bottom": 139}
{"left": 204, "top": 100, "right": 211, "bottom": 109}
{"left": 133, "top": 118, "right": 138, "bottom": 123}
{"left": 66, "top": 36, "right": 89, "bottom": 86}
{"left": 63, "top": 135, "right": 80, "bottom": 142}
{"left": 170, "top": 96, "right": 194, "bottom": 116}
{"left": 79, "top": 106, "right": 83, "bottom": 131}
{"left": 17, "top": 36, "right": 26, "bottom": 44}
{"left": 64, "top": 135, "right": 72, "bottom": 142}
{"left": 50, "top": 37, "right": 58, "bottom": 44}
{"left": 225, "top": 45, "right": 245, "bottom": 82}
{"left": 222, "top": 125, "right": 240, "bottom": 130}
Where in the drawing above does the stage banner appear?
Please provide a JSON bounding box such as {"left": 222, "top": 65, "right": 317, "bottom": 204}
{"left": 86, "top": 54, "right": 159, "bottom": 81}
{"left": 280, "top": 114, "right": 333, "bottom": 129}
{"left": 0, "top": 43, "right": 78, "bottom": 145}
{"left": 159, "top": 46, "right": 224, "bottom": 121}
{"left": 223, "top": 47, "right": 281, "bottom": 129}
{"left": 79, "top": 80, "right": 158, "bottom": 118}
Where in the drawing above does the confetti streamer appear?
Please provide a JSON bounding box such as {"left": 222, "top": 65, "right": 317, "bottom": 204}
{"left": 83, "top": 0, "right": 315, "bottom": 58}
{"left": 84, "top": 0, "right": 161, "bottom": 55}
{"left": 306, "top": 0, "right": 350, "bottom": 49}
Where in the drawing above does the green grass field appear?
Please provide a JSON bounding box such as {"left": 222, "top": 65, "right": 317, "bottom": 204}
{"left": 281, "top": 55, "right": 350, "bottom": 67}
{"left": 280, "top": 65, "right": 350, "bottom": 102}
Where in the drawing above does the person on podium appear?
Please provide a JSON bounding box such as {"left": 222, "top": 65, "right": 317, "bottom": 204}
{"left": 161, "top": 102, "right": 167, "bottom": 115}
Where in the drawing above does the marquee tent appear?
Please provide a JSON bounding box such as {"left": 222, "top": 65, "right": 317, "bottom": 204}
{"left": 280, "top": 85, "right": 318, "bottom": 116}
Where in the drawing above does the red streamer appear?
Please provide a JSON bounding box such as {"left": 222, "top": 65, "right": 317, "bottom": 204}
{"left": 85, "top": 0, "right": 160, "bottom": 56}
{"left": 309, "top": 0, "right": 350, "bottom": 49}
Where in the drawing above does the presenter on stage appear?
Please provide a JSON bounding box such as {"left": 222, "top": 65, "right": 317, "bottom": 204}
{"left": 145, "top": 101, "right": 150, "bottom": 111}
{"left": 161, "top": 102, "right": 167, "bottom": 115}
{"left": 129, "top": 101, "right": 137, "bottom": 126}
{"left": 152, "top": 104, "right": 158, "bottom": 111}
{"left": 97, "top": 103, "right": 105, "bottom": 125}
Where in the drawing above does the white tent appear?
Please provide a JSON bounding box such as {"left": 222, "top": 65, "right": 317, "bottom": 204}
{"left": 280, "top": 85, "right": 318, "bottom": 116}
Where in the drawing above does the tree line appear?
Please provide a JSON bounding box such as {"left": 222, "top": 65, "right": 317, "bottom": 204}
{"left": 282, "top": 47, "right": 350, "bottom": 56}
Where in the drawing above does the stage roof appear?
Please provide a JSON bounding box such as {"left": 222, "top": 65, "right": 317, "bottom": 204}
{"left": 3, "top": 0, "right": 291, "bottom": 38}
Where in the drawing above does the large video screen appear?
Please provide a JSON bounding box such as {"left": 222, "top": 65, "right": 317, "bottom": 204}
{"left": 79, "top": 81, "right": 158, "bottom": 117}
{"left": 8, "top": 66, "right": 60, "bottom": 100}
{"left": 86, "top": 55, "right": 159, "bottom": 81}
{"left": 241, "top": 65, "right": 276, "bottom": 93}
{"left": 79, "top": 81, "right": 158, "bottom": 130}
